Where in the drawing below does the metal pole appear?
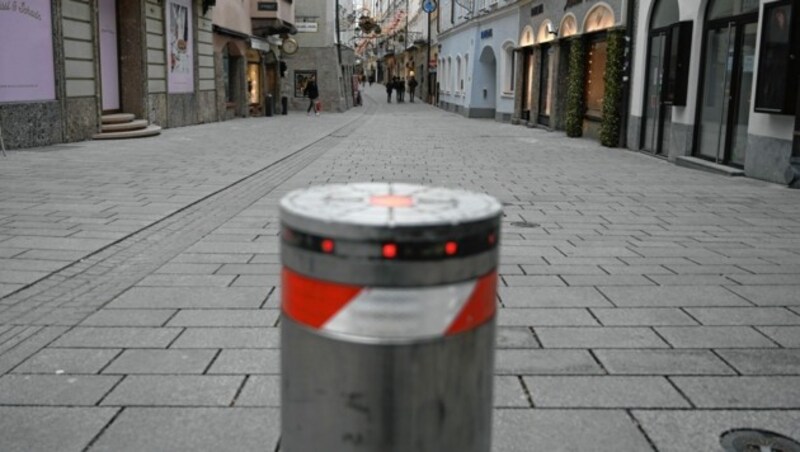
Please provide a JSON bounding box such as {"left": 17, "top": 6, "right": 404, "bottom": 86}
{"left": 426, "top": 10, "right": 431, "bottom": 103}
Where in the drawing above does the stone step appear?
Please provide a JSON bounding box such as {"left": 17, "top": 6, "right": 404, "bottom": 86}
{"left": 101, "top": 113, "right": 136, "bottom": 124}
{"left": 101, "top": 119, "right": 149, "bottom": 132}
{"left": 675, "top": 156, "right": 745, "bottom": 177}
{"left": 93, "top": 125, "right": 162, "bottom": 140}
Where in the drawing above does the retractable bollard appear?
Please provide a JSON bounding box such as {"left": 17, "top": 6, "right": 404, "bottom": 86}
{"left": 280, "top": 183, "right": 502, "bottom": 452}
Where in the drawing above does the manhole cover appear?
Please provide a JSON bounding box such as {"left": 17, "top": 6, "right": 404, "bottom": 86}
{"left": 721, "top": 429, "right": 800, "bottom": 452}
{"left": 509, "top": 221, "right": 540, "bottom": 229}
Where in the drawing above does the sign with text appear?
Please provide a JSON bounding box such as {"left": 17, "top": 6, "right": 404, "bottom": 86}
{"left": 0, "top": 0, "right": 55, "bottom": 102}
{"left": 296, "top": 22, "right": 318, "bottom": 33}
{"left": 166, "top": 0, "right": 194, "bottom": 93}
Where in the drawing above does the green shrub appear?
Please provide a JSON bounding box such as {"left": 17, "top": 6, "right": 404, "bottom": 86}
{"left": 600, "top": 29, "right": 625, "bottom": 147}
{"left": 565, "top": 37, "right": 586, "bottom": 138}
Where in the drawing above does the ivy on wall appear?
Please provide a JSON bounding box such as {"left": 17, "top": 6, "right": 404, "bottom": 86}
{"left": 565, "top": 37, "right": 586, "bottom": 138}
{"left": 600, "top": 29, "right": 625, "bottom": 147}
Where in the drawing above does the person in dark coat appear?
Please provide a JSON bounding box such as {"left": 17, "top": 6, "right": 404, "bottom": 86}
{"left": 395, "top": 77, "right": 405, "bottom": 103}
{"left": 303, "top": 77, "right": 320, "bottom": 116}
{"left": 407, "top": 76, "right": 418, "bottom": 103}
{"left": 386, "top": 79, "right": 393, "bottom": 103}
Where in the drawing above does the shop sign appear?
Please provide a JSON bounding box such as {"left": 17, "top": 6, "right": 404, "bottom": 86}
{"left": 257, "top": 2, "right": 278, "bottom": 11}
{"left": 480, "top": 29, "right": 493, "bottom": 39}
{"left": 297, "top": 22, "right": 318, "bottom": 33}
{"left": 0, "top": 0, "right": 55, "bottom": 102}
{"left": 251, "top": 37, "right": 271, "bottom": 52}
{"left": 166, "top": 0, "right": 194, "bottom": 93}
{"left": 531, "top": 4, "right": 543, "bottom": 16}
{"left": 565, "top": 0, "right": 582, "bottom": 9}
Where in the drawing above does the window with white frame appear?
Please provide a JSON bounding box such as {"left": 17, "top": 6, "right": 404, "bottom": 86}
{"left": 455, "top": 56, "right": 461, "bottom": 93}
{"left": 463, "top": 54, "right": 468, "bottom": 92}
{"left": 447, "top": 57, "right": 452, "bottom": 92}
{"left": 502, "top": 43, "right": 515, "bottom": 93}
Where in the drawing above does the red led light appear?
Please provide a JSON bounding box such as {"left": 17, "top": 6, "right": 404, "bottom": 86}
{"left": 321, "top": 239, "right": 335, "bottom": 254}
{"left": 382, "top": 243, "right": 398, "bottom": 259}
{"left": 445, "top": 241, "right": 458, "bottom": 256}
{"left": 488, "top": 233, "right": 496, "bottom": 245}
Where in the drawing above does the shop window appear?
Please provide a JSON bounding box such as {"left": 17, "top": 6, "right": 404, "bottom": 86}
{"left": 584, "top": 37, "right": 608, "bottom": 118}
{"left": 755, "top": 0, "right": 798, "bottom": 114}
{"left": 222, "top": 47, "right": 232, "bottom": 102}
{"left": 708, "top": 0, "right": 759, "bottom": 21}
{"left": 247, "top": 63, "right": 260, "bottom": 104}
{"left": 502, "top": 43, "right": 515, "bottom": 93}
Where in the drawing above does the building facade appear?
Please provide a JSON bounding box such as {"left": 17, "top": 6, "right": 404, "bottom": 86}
{"left": 0, "top": 0, "right": 217, "bottom": 149}
{"left": 628, "top": 0, "right": 800, "bottom": 185}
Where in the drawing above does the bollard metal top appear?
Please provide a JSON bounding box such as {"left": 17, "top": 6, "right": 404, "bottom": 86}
{"left": 280, "top": 183, "right": 502, "bottom": 240}
{"left": 279, "top": 183, "right": 502, "bottom": 287}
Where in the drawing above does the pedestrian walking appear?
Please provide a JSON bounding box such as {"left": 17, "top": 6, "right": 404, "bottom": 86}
{"left": 304, "top": 77, "right": 320, "bottom": 116}
{"left": 407, "top": 76, "right": 418, "bottom": 103}
{"left": 386, "top": 80, "right": 393, "bottom": 103}
{"left": 395, "top": 77, "right": 405, "bottom": 103}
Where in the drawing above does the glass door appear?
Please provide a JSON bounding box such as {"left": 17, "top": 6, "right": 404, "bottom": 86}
{"left": 697, "top": 17, "right": 757, "bottom": 165}
{"left": 642, "top": 32, "right": 671, "bottom": 155}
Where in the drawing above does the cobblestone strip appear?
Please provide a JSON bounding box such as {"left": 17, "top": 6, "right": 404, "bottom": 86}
{"left": 0, "top": 105, "right": 375, "bottom": 374}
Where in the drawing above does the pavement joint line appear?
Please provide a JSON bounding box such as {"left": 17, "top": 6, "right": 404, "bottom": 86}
{"left": 517, "top": 375, "right": 535, "bottom": 408}
{"left": 229, "top": 375, "right": 250, "bottom": 407}
{"left": 202, "top": 349, "right": 223, "bottom": 375}
{"left": 677, "top": 307, "right": 704, "bottom": 326}
{"left": 665, "top": 376, "right": 697, "bottom": 409}
{"left": 80, "top": 407, "right": 125, "bottom": 452}
{"left": 752, "top": 326, "right": 786, "bottom": 348}
{"left": 587, "top": 349, "right": 609, "bottom": 374}
{"left": 626, "top": 409, "right": 660, "bottom": 452}
{"left": 95, "top": 375, "right": 127, "bottom": 406}
{"left": 527, "top": 327, "right": 543, "bottom": 348}
{"left": 709, "top": 348, "right": 744, "bottom": 376}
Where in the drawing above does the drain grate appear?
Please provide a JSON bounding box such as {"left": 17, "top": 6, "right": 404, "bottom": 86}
{"left": 509, "top": 221, "right": 540, "bottom": 229}
{"left": 721, "top": 429, "right": 800, "bottom": 452}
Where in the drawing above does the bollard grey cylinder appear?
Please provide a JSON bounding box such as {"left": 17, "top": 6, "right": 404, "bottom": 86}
{"left": 280, "top": 183, "right": 502, "bottom": 452}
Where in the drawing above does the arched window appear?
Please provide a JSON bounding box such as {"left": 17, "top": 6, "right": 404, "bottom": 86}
{"left": 447, "top": 57, "right": 452, "bottom": 91}
{"left": 537, "top": 21, "right": 555, "bottom": 44}
{"left": 560, "top": 14, "right": 578, "bottom": 38}
{"left": 520, "top": 26, "right": 534, "bottom": 47}
{"left": 651, "top": 0, "right": 679, "bottom": 29}
{"left": 502, "top": 42, "right": 515, "bottom": 93}
{"left": 584, "top": 4, "right": 615, "bottom": 33}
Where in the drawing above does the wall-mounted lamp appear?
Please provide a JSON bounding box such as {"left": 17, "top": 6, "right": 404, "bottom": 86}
{"left": 546, "top": 23, "right": 558, "bottom": 35}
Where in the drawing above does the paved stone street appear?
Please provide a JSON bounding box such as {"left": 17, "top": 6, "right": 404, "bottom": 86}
{"left": 1, "top": 84, "right": 799, "bottom": 451}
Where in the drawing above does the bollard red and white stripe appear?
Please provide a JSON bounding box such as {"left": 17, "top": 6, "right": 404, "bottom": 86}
{"left": 282, "top": 268, "right": 497, "bottom": 342}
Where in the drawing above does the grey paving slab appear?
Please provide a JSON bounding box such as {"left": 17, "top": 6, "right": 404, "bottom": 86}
{"left": 166, "top": 309, "right": 279, "bottom": 327}
{"left": 88, "top": 408, "right": 280, "bottom": 452}
{"left": 524, "top": 376, "right": 690, "bottom": 408}
{"left": 154, "top": 263, "right": 222, "bottom": 274}
{"left": 562, "top": 274, "right": 656, "bottom": 286}
{"left": 684, "top": 307, "right": 800, "bottom": 325}
{"left": 593, "top": 349, "right": 735, "bottom": 375}
{"left": 646, "top": 274, "right": 737, "bottom": 286}
{"left": 494, "top": 349, "right": 603, "bottom": 375}
{"left": 1, "top": 237, "right": 111, "bottom": 251}
{"left": 229, "top": 275, "right": 281, "bottom": 286}
{"left": 728, "top": 274, "right": 800, "bottom": 285}
{"left": 0, "top": 374, "right": 120, "bottom": 405}
{"left": 633, "top": 410, "right": 800, "bottom": 452}
{"left": 0, "top": 407, "right": 119, "bottom": 452}
{"left": 671, "top": 376, "right": 800, "bottom": 408}
{"left": 101, "top": 376, "right": 243, "bottom": 406}
{"left": 135, "top": 274, "right": 236, "bottom": 287}
{"left": 207, "top": 349, "right": 280, "bottom": 374}
{"left": 496, "top": 327, "right": 541, "bottom": 348}
{"left": 729, "top": 286, "right": 800, "bottom": 305}
{"left": 716, "top": 349, "right": 800, "bottom": 375}
{"left": 493, "top": 409, "right": 653, "bottom": 451}
{"left": 106, "top": 287, "right": 267, "bottom": 309}
{"left": 756, "top": 326, "right": 800, "bottom": 347}
{"left": 170, "top": 327, "right": 280, "bottom": 348}
{"left": 12, "top": 348, "right": 121, "bottom": 374}
{"left": 498, "top": 287, "right": 613, "bottom": 308}
{"left": 51, "top": 327, "right": 183, "bottom": 348}
{"left": 535, "top": 327, "right": 669, "bottom": 348}
{"left": 598, "top": 286, "right": 752, "bottom": 307}
{"left": 497, "top": 308, "right": 598, "bottom": 326}
{"left": 494, "top": 376, "right": 531, "bottom": 407}
{"left": 656, "top": 326, "right": 779, "bottom": 348}
{"left": 79, "top": 309, "right": 177, "bottom": 327}
{"left": 591, "top": 307, "right": 698, "bottom": 326}
{"left": 102, "top": 349, "right": 217, "bottom": 374}
{"left": 216, "top": 263, "right": 282, "bottom": 275}
{"left": 500, "top": 275, "right": 566, "bottom": 286}
{"left": 234, "top": 375, "right": 280, "bottom": 407}
{"left": 518, "top": 264, "right": 606, "bottom": 275}
{"left": 171, "top": 253, "right": 253, "bottom": 264}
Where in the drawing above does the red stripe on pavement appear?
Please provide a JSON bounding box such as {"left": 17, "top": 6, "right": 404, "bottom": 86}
{"left": 445, "top": 271, "right": 497, "bottom": 336}
{"left": 282, "top": 269, "right": 362, "bottom": 328}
